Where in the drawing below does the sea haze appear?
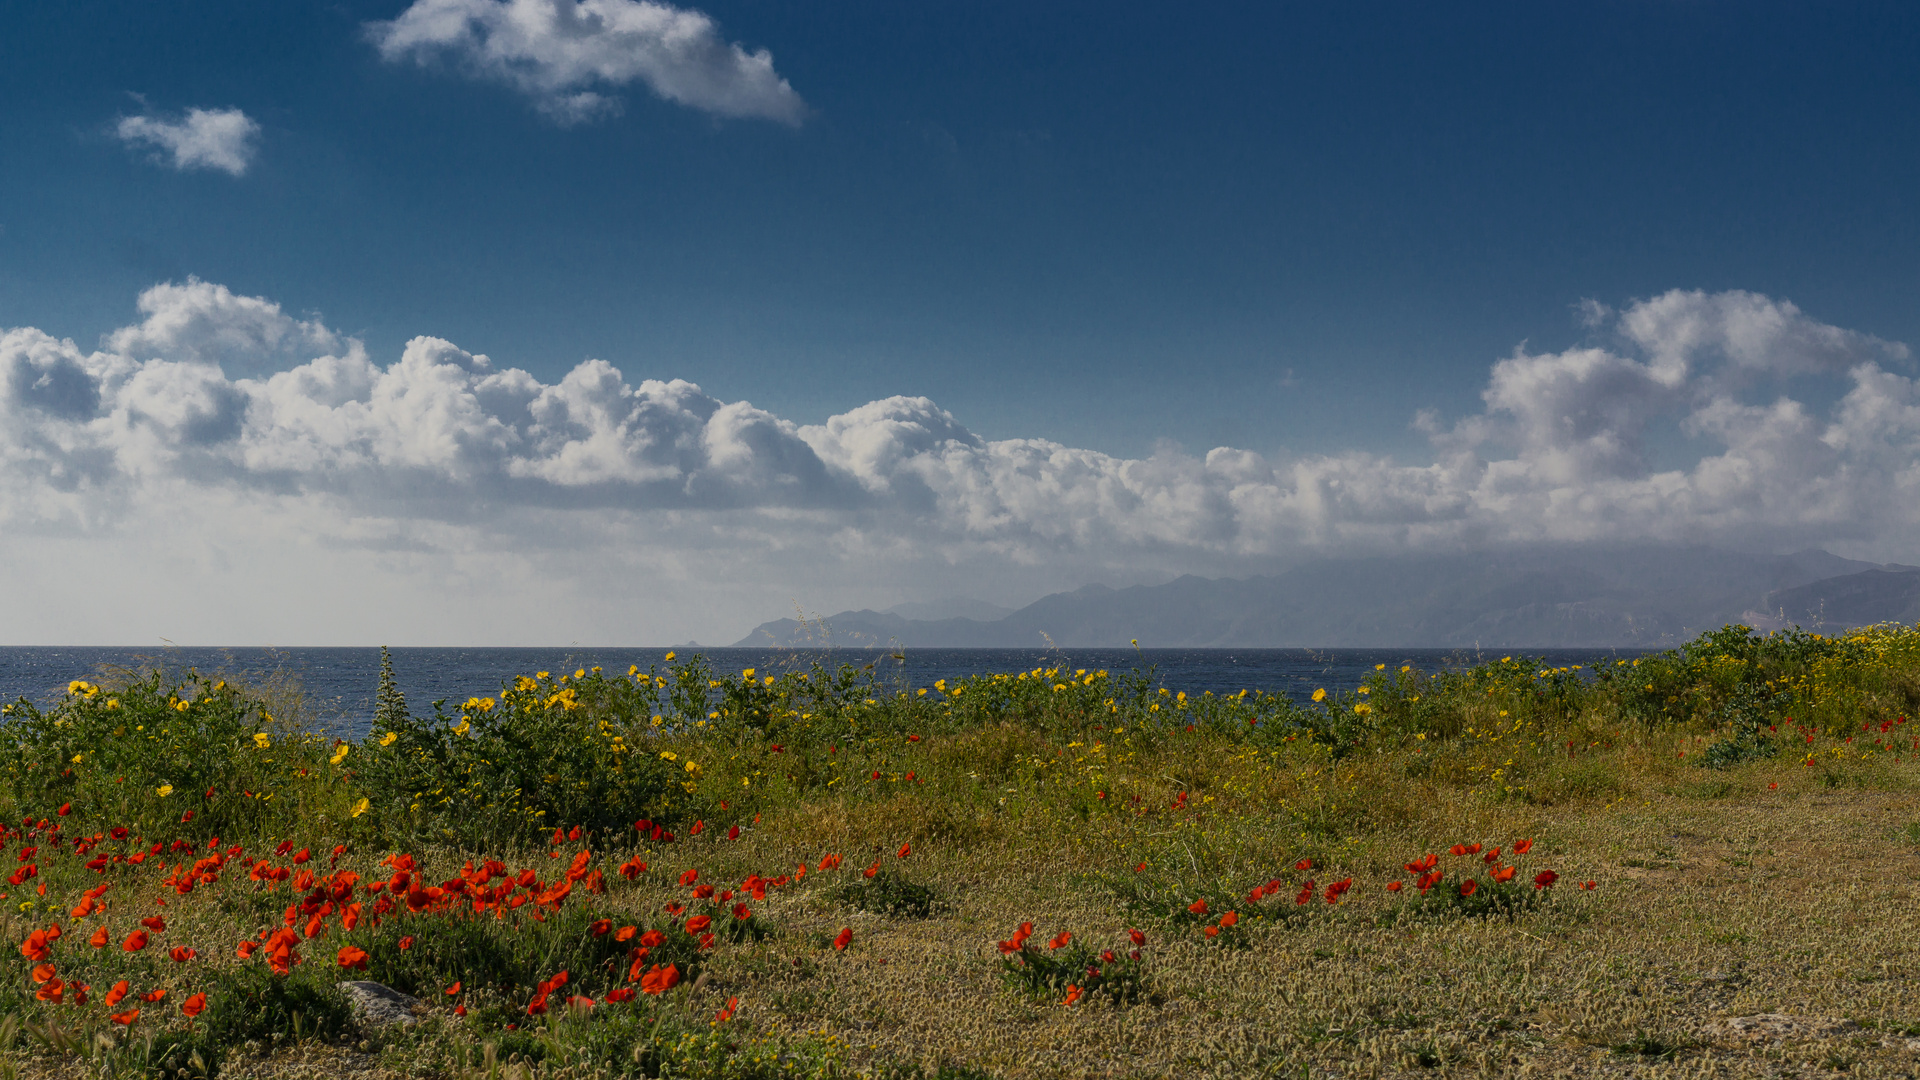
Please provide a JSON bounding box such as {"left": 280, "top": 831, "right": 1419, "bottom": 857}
{"left": 0, "top": 645, "right": 1648, "bottom": 736}
{"left": 737, "top": 546, "right": 1920, "bottom": 649}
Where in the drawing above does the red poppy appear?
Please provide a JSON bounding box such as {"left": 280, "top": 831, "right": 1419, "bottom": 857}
{"left": 1187, "top": 898, "right": 1209, "bottom": 915}
{"left": 589, "top": 919, "right": 612, "bottom": 937}
{"left": 714, "top": 995, "right": 739, "bottom": 1022}
{"left": 832, "top": 927, "right": 852, "bottom": 951}
{"left": 31, "top": 963, "right": 55, "bottom": 983}
{"left": 1483, "top": 848, "right": 1501, "bottom": 864}
{"left": 1534, "top": 870, "right": 1559, "bottom": 890}
{"left": 863, "top": 861, "right": 880, "bottom": 879}
{"left": 1219, "top": 911, "right": 1239, "bottom": 928}
{"left": 733, "top": 903, "right": 752, "bottom": 920}
{"left": 639, "top": 963, "right": 681, "bottom": 995}
{"left": 140, "top": 916, "right": 166, "bottom": 933}
{"left": 19, "top": 928, "right": 54, "bottom": 962}
{"left": 122, "top": 930, "right": 149, "bottom": 952}
{"left": 169, "top": 946, "right": 197, "bottom": 962}
{"left": 1386, "top": 880, "right": 1404, "bottom": 892}
{"left": 678, "top": 868, "right": 698, "bottom": 886}
{"left": 445, "top": 981, "right": 462, "bottom": 995}
{"left": 1491, "top": 865, "right": 1516, "bottom": 883}
{"left": 1295, "top": 858, "right": 1313, "bottom": 870}
{"left": 1448, "top": 844, "right": 1468, "bottom": 856}
{"left": 1513, "top": 839, "right": 1533, "bottom": 854}
{"left": 182, "top": 993, "right": 207, "bottom": 1018}
{"left": 337, "top": 946, "right": 369, "bottom": 971}
{"left": 1128, "top": 928, "right": 1146, "bottom": 946}
{"left": 1581, "top": 880, "right": 1596, "bottom": 890}
{"left": 607, "top": 987, "right": 635, "bottom": 1003}
{"left": 1048, "top": 931, "right": 1072, "bottom": 950}
{"left": 141, "top": 988, "right": 167, "bottom": 1003}
{"left": 89, "top": 927, "right": 110, "bottom": 948}
{"left": 897, "top": 843, "right": 911, "bottom": 859}
{"left": 614, "top": 925, "right": 637, "bottom": 942}
{"left": 292, "top": 848, "right": 310, "bottom": 864}
{"left": 398, "top": 936, "right": 414, "bottom": 951}
{"left": 1133, "top": 861, "right": 1147, "bottom": 873}
{"left": 110, "top": 1009, "right": 139, "bottom": 1026}
{"left": 1459, "top": 880, "right": 1478, "bottom": 897}
{"left": 104, "top": 981, "right": 130, "bottom": 1007}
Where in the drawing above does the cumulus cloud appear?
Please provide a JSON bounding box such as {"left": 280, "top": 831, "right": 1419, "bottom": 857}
{"left": 366, "top": 0, "right": 805, "bottom": 125}
{"left": 114, "top": 107, "right": 260, "bottom": 175}
{"left": 2, "top": 281, "right": 1917, "bottom": 643}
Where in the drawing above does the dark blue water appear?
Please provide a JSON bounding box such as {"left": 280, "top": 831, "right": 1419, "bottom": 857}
{"left": 0, "top": 645, "right": 1650, "bottom": 732}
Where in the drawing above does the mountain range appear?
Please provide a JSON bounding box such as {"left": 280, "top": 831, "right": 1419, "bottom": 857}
{"left": 733, "top": 546, "right": 1920, "bottom": 649}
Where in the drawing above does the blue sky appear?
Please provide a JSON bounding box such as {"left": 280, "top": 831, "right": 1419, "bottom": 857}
{"left": 3, "top": 1, "right": 1919, "bottom": 644}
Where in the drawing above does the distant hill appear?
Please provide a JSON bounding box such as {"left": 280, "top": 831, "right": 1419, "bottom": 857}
{"left": 734, "top": 545, "right": 1919, "bottom": 648}
{"left": 1754, "top": 568, "right": 1920, "bottom": 631}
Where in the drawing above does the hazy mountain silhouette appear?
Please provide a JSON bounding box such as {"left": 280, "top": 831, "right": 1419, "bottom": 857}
{"left": 735, "top": 545, "right": 1918, "bottom": 648}
{"left": 1752, "top": 568, "right": 1920, "bottom": 631}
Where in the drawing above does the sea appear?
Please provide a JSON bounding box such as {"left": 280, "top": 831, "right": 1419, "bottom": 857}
{"left": 0, "top": 644, "right": 1656, "bottom": 736}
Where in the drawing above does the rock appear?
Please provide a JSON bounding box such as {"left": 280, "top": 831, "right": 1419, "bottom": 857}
{"left": 337, "top": 981, "right": 422, "bottom": 1028}
{"left": 1705, "top": 1014, "right": 1862, "bottom": 1044}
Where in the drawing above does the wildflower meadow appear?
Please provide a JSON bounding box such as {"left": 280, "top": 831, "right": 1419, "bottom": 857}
{"left": 3, "top": 624, "right": 1920, "bottom": 1077}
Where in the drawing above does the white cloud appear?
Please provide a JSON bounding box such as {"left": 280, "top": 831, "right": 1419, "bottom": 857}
{"left": 2, "top": 282, "right": 1917, "bottom": 644}
{"left": 366, "top": 0, "right": 806, "bottom": 125}
{"left": 114, "top": 107, "right": 260, "bottom": 175}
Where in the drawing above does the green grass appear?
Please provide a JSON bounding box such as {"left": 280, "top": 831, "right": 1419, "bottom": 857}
{"left": 2, "top": 622, "right": 1920, "bottom": 1076}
